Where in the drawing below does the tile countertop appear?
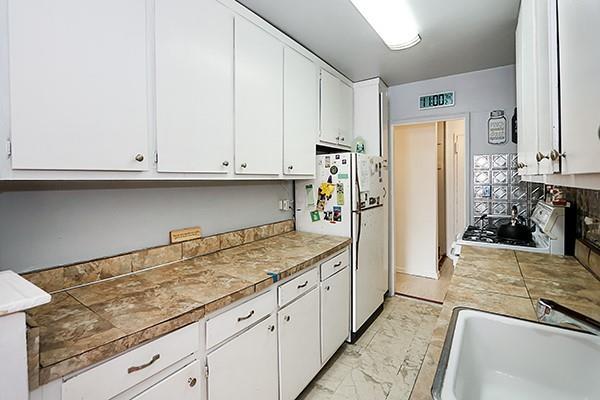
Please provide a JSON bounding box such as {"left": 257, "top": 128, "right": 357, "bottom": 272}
{"left": 410, "top": 245, "right": 600, "bottom": 400}
{"left": 26, "top": 231, "right": 351, "bottom": 386}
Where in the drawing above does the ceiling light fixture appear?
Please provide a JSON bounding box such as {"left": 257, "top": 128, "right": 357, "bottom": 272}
{"left": 350, "top": 0, "right": 421, "bottom": 50}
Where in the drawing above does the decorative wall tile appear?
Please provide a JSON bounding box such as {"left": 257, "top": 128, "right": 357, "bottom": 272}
{"left": 492, "top": 186, "right": 508, "bottom": 201}
{"left": 23, "top": 268, "right": 65, "bottom": 293}
{"left": 182, "top": 236, "right": 220, "bottom": 259}
{"left": 510, "top": 185, "right": 528, "bottom": 201}
{"left": 474, "top": 170, "right": 491, "bottom": 185}
{"left": 492, "top": 170, "right": 508, "bottom": 185}
{"left": 131, "top": 244, "right": 182, "bottom": 272}
{"left": 474, "top": 201, "right": 489, "bottom": 216}
{"left": 473, "top": 155, "right": 490, "bottom": 170}
{"left": 491, "top": 202, "right": 508, "bottom": 216}
{"left": 509, "top": 169, "right": 522, "bottom": 185}
{"left": 509, "top": 154, "right": 519, "bottom": 169}
{"left": 474, "top": 185, "right": 492, "bottom": 199}
{"left": 492, "top": 154, "right": 508, "bottom": 169}
{"left": 530, "top": 183, "right": 545, "bottom": 201}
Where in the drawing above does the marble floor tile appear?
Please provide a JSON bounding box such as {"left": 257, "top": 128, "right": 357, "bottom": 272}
{"left": 301, "top": 296, "right": 441, "bottom": 400}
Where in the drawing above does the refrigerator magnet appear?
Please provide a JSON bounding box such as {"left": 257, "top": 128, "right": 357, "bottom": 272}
{"left": 330, "top": 165, "right": 338, "bottom": 175}
{"left": 325, "top": 156, "right": 331, "bottom": 168}
{"left": 338, "top": 173, "right": 349, "bottom": 179}
{"left": 333, "top": 206, "right": 342, "bottom": 222}
{"left": 310, "top": 210, "right": 320, "bottom": 222}
{"left": 323, "top": 211, "right": 333, "bottom": 222}
{"left": 336, "top": 183, "right": 345, "bottom": 205}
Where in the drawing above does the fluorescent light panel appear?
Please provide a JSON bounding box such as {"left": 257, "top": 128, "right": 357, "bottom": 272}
{"left": 350, "top": 0, "right": 421, "bottom": 50}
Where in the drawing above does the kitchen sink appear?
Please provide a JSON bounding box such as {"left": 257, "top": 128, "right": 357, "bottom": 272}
{"left": 432, "top": 308, "right": 600, "bottom": 400}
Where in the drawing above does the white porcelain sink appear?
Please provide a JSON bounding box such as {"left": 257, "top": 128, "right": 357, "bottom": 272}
{"left": 432, "top": 308, "right": 600, "bottom": 400}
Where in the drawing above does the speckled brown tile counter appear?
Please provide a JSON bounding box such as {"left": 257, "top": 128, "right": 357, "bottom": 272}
{"left": 410, "top": 245, "right": 600, "bottom": 400}
{"left": 26, "top": 231, "right": 351, "bottom": 386}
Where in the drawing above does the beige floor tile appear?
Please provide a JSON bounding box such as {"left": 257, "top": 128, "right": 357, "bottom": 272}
{"left": 395, "top": 259, "right": 454, "bottom": 303}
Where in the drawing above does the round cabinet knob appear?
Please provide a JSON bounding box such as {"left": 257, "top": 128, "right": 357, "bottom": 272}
{"left": 284, "top": 315, "right": 291, "bottom": 322}
{"left": 517, "top": 162, "right": 527, "bottom": 169}
{"left": 340, "top": 137, "right": 345, "bottom": 141}
{"left": 135, "top": 154, "right": 144, "bottom": 162}
{"left": 188, "top": 377, "right": 197, "bottom": 388}
{"left": 222, "top": 160, "right": 229, "bottom": 167}
{"left": 288, "top": 165, "right": 293, "bottom": 170}
{"left": 549, "top": 149, "right": 566, "bottom": 161}
{"left": 240, "top": 163, "right": 247, "bottom": 169}
{"left": 325, "top": 286, "right": 331, "bottom": 291}
{"left": 535, "top": 152, "right": 549, "bottom": 162}
{"left": 268, "top": 325, "right": 275, "bottom": 332}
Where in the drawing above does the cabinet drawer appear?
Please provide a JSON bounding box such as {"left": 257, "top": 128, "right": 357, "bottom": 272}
{"left": 320, "top": 250, "right": 349, "bottom": 281}
{"left": 62, "top": 323, "right": 199, "bottom": 400}
{"left": 278, "top": 267, "right": 319, "bottom": 307}
{"left": 131, "top": 360, "right": 202, "bottom": 400}
{"left": 206, "top": 290, "right": 275, "bottom": 349}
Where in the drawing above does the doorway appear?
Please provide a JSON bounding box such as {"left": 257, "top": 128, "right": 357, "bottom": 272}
{"left": 392, "top": 117, "right": 466, "bottom": 303}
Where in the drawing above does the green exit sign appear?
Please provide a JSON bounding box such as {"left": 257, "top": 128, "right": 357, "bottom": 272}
{"left": 419, "top": 91, "right": 455, "bottom": 110}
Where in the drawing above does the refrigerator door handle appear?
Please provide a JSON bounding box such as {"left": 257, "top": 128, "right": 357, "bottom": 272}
{"left": 356, "top": 211, "right": 362, "bottom": 270}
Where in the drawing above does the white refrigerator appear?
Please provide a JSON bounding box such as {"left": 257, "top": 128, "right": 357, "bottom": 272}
{"left": 295, "top": 153, "right": 388, "bottom": 340}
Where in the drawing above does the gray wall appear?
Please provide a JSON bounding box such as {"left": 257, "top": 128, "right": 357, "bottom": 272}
{"left": 388, "top": 64, "right": 517, "bottom": 222}
{"left": 0, "top": 181, "right": 294, "bottom": 273}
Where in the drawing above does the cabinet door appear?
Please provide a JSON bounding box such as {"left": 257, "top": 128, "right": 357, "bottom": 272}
{"left": 319, "top": 69, "right": 341, "bottom": 145}
{"left": 321, "top": 267, "right": 350, "bottom": 363}
{"left": 278, "top": 288, "right": 320, "bottom": 400}
{"left": 558, "top": 0, "right": 600, "bottom": 174}
{"left": 234, "top": 18, "right": 283, "bottom": 175}
{"left": 515, "top": 0, "right": 539, "bottom": 176}
{"left": 283, "top": 48, "right": 318, "bottom": 176}
{"left": 132, "top": 361, "right": 202, "bottom": 400}
{"left": 8, "top": 0, "right": 148, "bottom": 171}
{"left": 207, "top": 315, "right": 278, "bottom": 400}
{"left": 155, "top": 0, "right": 233, "bottom": 173}
{"left": 338, "top": 82, "right": 353, "bottom": 147}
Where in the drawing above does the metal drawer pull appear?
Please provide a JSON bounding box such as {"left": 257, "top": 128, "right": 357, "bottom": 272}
{"left": 188, "top": 377, "right": 197, "bottom": 387}
{"left": 333, "top": 261, "right": 342, "bottom": 267}
{"left": 268, "top": 325, "right": 275, "bottom": 332}
{"left": 128, "top": 354, "right": 160, "bottom": 374}
{"left": 325, "top": 286, "right": 331, "bottom": 291}
{"left": 284, "top": 315, "right": 291, "bottom": 322}
{"left": 297, "top": 280, "right": 309, "bottom": 289}
{"left": 237, "top": 310, "right": 255, "bottom": 322}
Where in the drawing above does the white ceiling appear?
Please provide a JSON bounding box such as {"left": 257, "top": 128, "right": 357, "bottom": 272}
{"left": 235, "top": 0, "right": 521, "bottom": 86}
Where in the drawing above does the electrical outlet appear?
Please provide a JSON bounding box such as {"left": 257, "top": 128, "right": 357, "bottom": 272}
{"left": 279, "top": 199, "right": 294, "bottom": 211}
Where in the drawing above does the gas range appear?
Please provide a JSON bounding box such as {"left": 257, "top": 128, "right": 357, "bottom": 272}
{"left": 460, "top": 225, "right": 537, "bottom": 248}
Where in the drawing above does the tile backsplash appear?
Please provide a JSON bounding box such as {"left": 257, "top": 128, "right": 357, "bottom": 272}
{"left": 556, "top": 186, "right": 600, "bottom": 249}
{"left": 472, "top": 153, "right": 544, "bottom": 224}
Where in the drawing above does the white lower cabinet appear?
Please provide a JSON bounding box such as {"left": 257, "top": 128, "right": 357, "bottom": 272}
{"left": 207, "top": 314, "right": 279, "bottom": 400}
{"left": 131, "top": 360, "right": 202, "bottom": 400}
{"left": 278, "top": 287, "right": 320, "bottom": 400}
{"left": 321, "top": 266, "right": 350, "bottom": 363}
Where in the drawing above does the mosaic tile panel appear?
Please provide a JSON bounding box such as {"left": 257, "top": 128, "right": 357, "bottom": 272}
{"left": 472, "top": 154, "right": 546, "bottom": 223}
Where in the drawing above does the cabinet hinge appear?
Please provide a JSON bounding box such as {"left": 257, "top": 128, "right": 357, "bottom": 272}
{"left": 5, "top": 140, "right": 11, "bottom": 157}
{"left": 204, "top": 363, "right": 209, "bottom": 378}
{"left": 154, "top": 152, "right": 159, "bottom": 164}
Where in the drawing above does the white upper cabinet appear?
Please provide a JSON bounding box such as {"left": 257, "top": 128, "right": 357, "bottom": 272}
{"left": 234, "top": 18, "right": 283, "bottom": 175}
{"left": 339, "top": 82, "right": 354, "bottom": 146}
{"left": 515, "top": 0, "right": 538, "bottom": 176}
{"left": 319, "top": 70, "right": 353, "bottom": 148}
{"left": 155, "top": 0, "right": 234, "bottom": 174}
{"left": 8, "top": 0, "right": 148, "bottom": 171}
{"left": 558, "top": 0, "right": 600, "bottom": 174}
{"left": 283, "top": 48, "right": 318, "bottom": 176}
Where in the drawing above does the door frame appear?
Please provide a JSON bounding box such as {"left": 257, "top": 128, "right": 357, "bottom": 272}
{"left": 388, "top": 113, "right": 470, "bottom": 282}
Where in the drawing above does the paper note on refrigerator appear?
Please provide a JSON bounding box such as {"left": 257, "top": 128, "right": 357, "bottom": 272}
{"left": 358, "top": 159, "right": 371, "bottom": 191}
{"left": 305, "top": 184, "right": 315, "bottom": 207}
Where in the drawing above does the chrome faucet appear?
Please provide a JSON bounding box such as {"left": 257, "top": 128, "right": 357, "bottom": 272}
{"left": 537, "top": 298, "right": 600, "bottom": 336}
